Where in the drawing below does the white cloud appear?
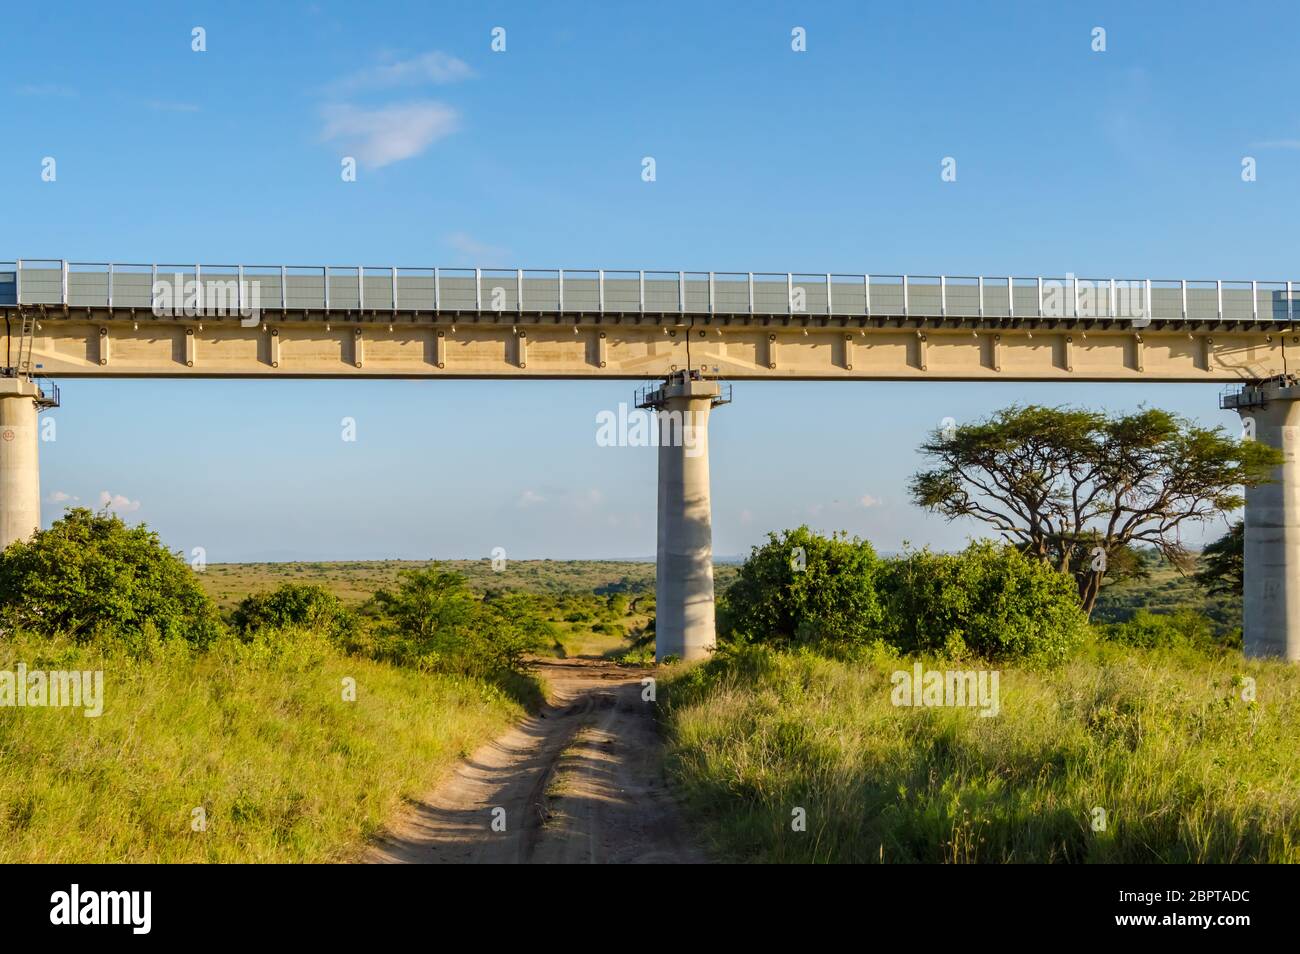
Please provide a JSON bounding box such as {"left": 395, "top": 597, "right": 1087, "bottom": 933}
{"left": 16, "top": 84, "right": 76, "bottom": 97}
{"left": 444, "top": 232, "right": 508, "bottom": 263}
{"left": 99, "top": 491, "right": 141, "bottom": 513}
{"left": 47, "top": 490, "right": 79, "bottom": 503}
{"left": 320, "top": 101, "right": 459, "bottom": 168}
{"left": 1251, "top": 139, "right": 1300, "bottom": 150}
{"left": 859, "top": 494, "right": 882, "bottom": 508}
{"left": 333, "top": 51, "right": 474, "bottom": 91}
{"left": 145, "top": 99, "right": 200, "bottom": 113}
{"left": 516, "top": 489, "right": 545, "bottom": 508}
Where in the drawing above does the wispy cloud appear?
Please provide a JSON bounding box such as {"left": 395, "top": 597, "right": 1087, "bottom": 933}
{"left": 145, "top": 99, "right": 200, "bottom": 113}
{"left": 47, "top": 490, "right": 79, "bottom": 503}
{"left": 319, "top": 101, "right": 459, "bottom": 168}
{"left": 516, "top": 489, "right": 546, "bottom": 508}
{"left": 1250, "top": 139, "right": 1300, "bottom": 150}
{"left": 859, "top": 494, "right": 882, "bottom": 508}
{"left": 99, "top": 490, "right": 141, "bottom": 513}
{"left": 16, "top": 83, "right": 76, "bottom": 97}
{"left": 445, "top": 232, "right": 508, "bottom": 263}
{"left": 332, "top": 51, "right": 474, "bottom": 92}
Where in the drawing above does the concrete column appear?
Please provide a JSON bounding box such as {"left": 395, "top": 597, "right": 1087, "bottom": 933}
{"left": 0, "top": 378, "right": 43, "bottom": 550}
{"left": 647, "top": 372, "right": 725, "bottom": 662}
{"left": 1224, "top": 376, "right": 1300, "bottom": 660}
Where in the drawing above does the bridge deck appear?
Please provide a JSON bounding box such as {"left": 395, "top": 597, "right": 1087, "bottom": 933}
{"left": 2, "top": 261, "right": 1295, "bottom": 380}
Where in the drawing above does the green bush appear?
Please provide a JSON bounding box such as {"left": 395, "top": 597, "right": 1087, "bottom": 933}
{"left": 231, "top": 583, "right": 357, "bottom": 644}
{"left": 1098, "top": 608, "right": 1226, "bottom": 651}
{"left": 0, "top": 507, "right": 222, "bottom": 647}
{"left": 879, "top": 542, "right": 1087, "bottom": 663}
{"left": 719, "top": 526, "right": 885, "bottom": 649}
{"left": 371, "top": 566, "right": 551, "bottom": 675}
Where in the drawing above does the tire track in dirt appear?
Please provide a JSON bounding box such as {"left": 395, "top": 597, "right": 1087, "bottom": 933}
{"left": 364, "top": 658, "right": 707, "bottom": 864}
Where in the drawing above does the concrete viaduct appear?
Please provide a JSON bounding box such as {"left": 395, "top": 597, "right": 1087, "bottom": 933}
{"left": 3, "top": 260, "right": 1299, "bottom": 661}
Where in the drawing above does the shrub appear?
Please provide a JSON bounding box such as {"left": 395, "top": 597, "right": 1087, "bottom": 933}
{"left": 719, "top": 527, "right": 885, "bottom": 649}
{"left": 0, "top": 508, "right": 222, "bottom": 647}
{"left": 231, "top": 583, "right": 356, "bottom": 644}
{"left": 879, "top": 541, "right": 1087, "bottom": 663}
{"left": 371, "top": 566, "right": 551, "bottom": 675}
{"left": 1098, "top": 608, "right": 1222, "bottom": 651}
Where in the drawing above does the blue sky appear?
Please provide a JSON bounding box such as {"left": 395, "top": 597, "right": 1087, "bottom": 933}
{"left": 3, "top": 1, "right": 1298, "bottom": 561}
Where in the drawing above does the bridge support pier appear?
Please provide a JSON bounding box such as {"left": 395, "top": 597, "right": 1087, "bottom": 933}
{"left": 0, "top": 378, "right": 44, "bottom": 550}
{"left": 1224, "top": 376, "right": 1300, "bottom": 660}
{"left": 642, "top": 372, "right": 728, "bottom": 663}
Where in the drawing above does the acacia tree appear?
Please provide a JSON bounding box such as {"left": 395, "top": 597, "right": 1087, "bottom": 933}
{"left": 909, "top": 405, "right": 1280, "bottom": 615}
{"left": 1193, "top": 520, "right": 1244, "bottom": 597}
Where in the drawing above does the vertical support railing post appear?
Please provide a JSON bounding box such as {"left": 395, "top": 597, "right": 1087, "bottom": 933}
{"left": 107, "top": 263, "right": 114, "bottom": 309}
{"left": 940, "top": 275, "right": 947, "bottom": 317}
{"left": 393, "top": 266, "right": 399, "bottom": 311}
{"left": 281, "top": 265, "right": 287, "bottom": 310}
{"left": 238, "top": 264, "right": 244, "bottom": 313}
{"left": 14, "top": 259, "right": 20, "bottom": 305}
{"left": 1253, "top": 280, "right": 1259, "bottom": 321}
{"left": 902, "top": 275, "right": 909, "bottom": 317}
{"left": 1217, "top": 279, "right": 1223, "bottom": 321}
{"left": 639, "top": 270, "right": 645, "bottom": 313}
{"left": 978, "top": 276, "right": 984, "bottom": 318}
{"left": 358, "top": 265, "right": 365, "bottom": 312}
{"left": 1181, "top": 279, "right": 1187, "bottom": 321}
{"left": 679, "top": 271, "right": 686, "bottom": 313}
{"left": 324, "top": 267, "right": 330, "bottom": 311}
{"left": 152, "top": 264, "right": 158, "bottom": 311}
{"left": 709, "top": 272, "right": 715, "bottom": 315}
{"left": 786, "top": 273, "right": 794, "bottom": 316}
{"left": 864, "top": 274, "right": 871, "bottom": 317}
{"left": 558, "top": 268, "right": 564, "bottom": 312}
{"left": 599, "top": 269, "right": 606, "bottom": 313}
{"left": 1036, "top": 277, "right": 1044, "bottom": 318}
{"left": 826, "top": 272, "right": 833, "bottom": 316}
{"left": 1289, "top": 281, "right": 1295, "bottom": 324}
{"left": 61, "top": 259, "right": 68, "bottom": 305}
{"left": 433, "top": 267, "right": 440, "bottom": 311}
{"left": 748, "top": 272, "right": 754, "bottom": 315}
{"left": 1072, "top": 274, "right": 1079, "bottom": 319}
{"left": 475, "top": 267, "right": 482, "bottom": 312}
{"left": 1146, "top": 279, "right": 1152, "bottom": 324}
{"left": 195, "top": 263, "right": 202, "bottom": 314}
{"left": 517, "top": 268, "right": 523, "bottom": 314}
{"left": 1007, "top": 276, "right": 1014, "bottom": 319}
{"left": 1110, "top": 278, "right": 1117, "bottom": 319}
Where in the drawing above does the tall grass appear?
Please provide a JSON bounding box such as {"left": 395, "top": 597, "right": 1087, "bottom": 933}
{"left": 661, "top": 642, "right": 1300, "bottom": 863}
{"left": 0, "top": 629, "right": 534, "bottom": 862}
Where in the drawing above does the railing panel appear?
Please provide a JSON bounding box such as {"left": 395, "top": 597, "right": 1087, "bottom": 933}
{"left": 643, "top": 271, "right": 679, "bottom": 312}
{"left": 480, "top": 269, "right": 518, "bottom": 313}
{"left": 829, "top": 275, "right": 866, "bottom": 316}
{"left": 285, "top": 267, "right": 326, "bottom": 309}
{"left": 604, "top": 271, "right": 640, "bottom": 312}
{"left": 563, "top": 270, "right": 600, "bottom": 312}
{"left": 19, "top": 263, "right": 63, "bottom": 305}
{"left": 682, "top": 272, "right": 710, "bottom": 313}
{"left": 1222, "top": 281, "right": 1254, "bottom": 321}
{"left": 438, "top": 269, "right": 477, "bottom": 310}
{"left": 945, "top": 276, "right": 980, "bottom": 318}
{"left": 520, "top": 270, "right": 559, "bottom": 312}
{"left": 713, "top": 273, "right": 750, "bottom": 314}
{"left": 8, "top": 262, "right": 1300, "bottom": 326}
{"left": 790, "top": 274, "right": 827, "bottom": 316}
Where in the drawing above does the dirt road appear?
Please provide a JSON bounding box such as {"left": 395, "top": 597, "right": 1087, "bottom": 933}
{"left": 365, "top": 658, "right": 707, "bottom": 864}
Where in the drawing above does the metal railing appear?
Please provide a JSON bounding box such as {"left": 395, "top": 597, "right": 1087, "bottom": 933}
{"left": 1, "top": 260, "right": 1296, "bottom": 323}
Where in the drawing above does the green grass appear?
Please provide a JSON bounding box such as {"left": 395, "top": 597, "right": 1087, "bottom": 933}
{"left": 0, "top": 630, "right": 534, "bottom": 862}
{"left": 661, "top": 642, "right": 1300, "bottom": 863}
